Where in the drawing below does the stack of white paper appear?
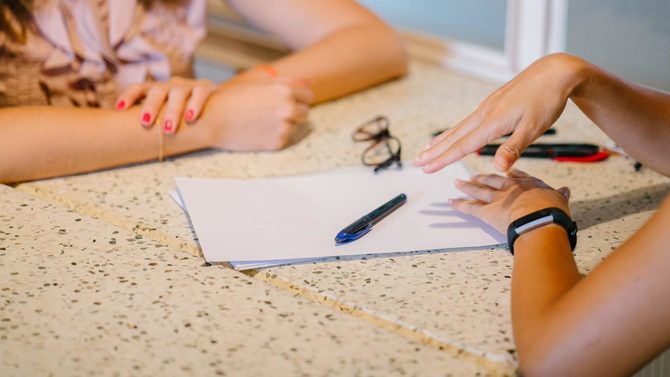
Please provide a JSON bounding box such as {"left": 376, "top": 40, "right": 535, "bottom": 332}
{"left": 172, "top": 164, "right": 506, "bottom": 270}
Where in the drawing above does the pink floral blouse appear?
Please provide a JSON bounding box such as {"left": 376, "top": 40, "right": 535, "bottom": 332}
{"left": 0, "top": 0, "right": 206, "bottom": 108}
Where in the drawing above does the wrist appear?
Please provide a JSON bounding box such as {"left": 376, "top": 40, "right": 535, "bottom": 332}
{"left": 547, "top": 53, "right": 594, "bottom": 100}
{"left": 515, "top": 223, "right": 572, "bottom": 255}
{"left": 537, "top": 53, "right": 589, "bottom": 101}
{"left": 230, "top": 64, "right": 278, "bottom": 84}
{"left": 507, "top": 207, "right": 577, "bottom": 255}
{"left": 185, "top": 110, "right": 216, "bottom": 149}
{"left": 509, "top": 202, "right": 571, "bottom": 225}
{"left": 193, "top": 91, "right": 227, "bottom": 149}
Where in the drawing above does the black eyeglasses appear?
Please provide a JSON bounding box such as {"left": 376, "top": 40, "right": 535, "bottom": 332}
{"left": 353, "top": 115, "right": 402, "bottom": 173}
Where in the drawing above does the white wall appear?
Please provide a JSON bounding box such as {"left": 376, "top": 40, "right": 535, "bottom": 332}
{"left": 359, "top": 0, "right": 508, "bottom": 51}
{"left": 566, "top": 0, "right": 669, "bottom": 91}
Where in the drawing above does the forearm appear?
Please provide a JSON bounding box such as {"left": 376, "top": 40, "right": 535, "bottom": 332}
{"left": 0, "top": 106, "right": 211, "bottom": 183}
{"left": 229, "top": 0, "right": 408, "bottom": 103}
{"left": 566, "top": 55, "right": 670, "bottom": 176}
{"left": 269, "top": 22, "right": 408, "bottom": 103}
{"left": 511, "top": 224, "right": 581, "bottom": 374}
{"left": 511, "top": 200, "right": 670, "bottom": 376}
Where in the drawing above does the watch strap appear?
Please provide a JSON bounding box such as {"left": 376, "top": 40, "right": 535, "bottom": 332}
{"left": 507, "top": 207, "right": 577, "bottom": 255}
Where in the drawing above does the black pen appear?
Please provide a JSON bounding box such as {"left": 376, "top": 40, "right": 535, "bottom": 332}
{"left": 335, "top": 193, "right": 407, "bottom": 244}
{"left": 478, "top": 143, "right": 610, "bottom": 162}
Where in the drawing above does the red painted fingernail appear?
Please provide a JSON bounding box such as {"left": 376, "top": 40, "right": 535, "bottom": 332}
{"left": 116, "top": 100, "right": 126, "bottom": 110}
{"left": 163, "top": 120, "right": 174, "bottom": 133}
{"left": 185, "top": 109, "right": 194, "bottom": 122}
{"left": 142, "top": 112, "right": 151, "bottom": 125}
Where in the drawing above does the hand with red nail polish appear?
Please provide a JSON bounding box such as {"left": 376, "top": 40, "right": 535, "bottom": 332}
{"left": 184, "top": 109, "right": 195, "bottom": 122}
{"left": 141, "top": 112, "right": 152, "bottom": 127}
{"left": 163, "top": 120, "right": 174, "bottom": 134}
{"left": 1, "top": 0, "right": 416, "bottom": 184}
{"left": 115, "top": 77, "right": 217, "bottom": 131}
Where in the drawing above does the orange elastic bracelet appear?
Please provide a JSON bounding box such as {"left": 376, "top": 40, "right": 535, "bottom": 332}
{"left": 256, "top": 64, "right": 278, "bottom": 77}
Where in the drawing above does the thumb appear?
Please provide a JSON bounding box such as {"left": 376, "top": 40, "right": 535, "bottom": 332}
{"left": 557, "top": 186, "right": 571, "bottom": 201}
{"left": 493, "top": 130, "right": 532, "bottom": 172}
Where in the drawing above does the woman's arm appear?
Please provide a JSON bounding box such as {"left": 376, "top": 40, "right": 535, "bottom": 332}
{"left": 451, "top": 171, "right": 670, "bottom": 377}
{"left": 0, "top": 106, "right": 201, "bottom": 183}
{"left": 0, "top": 77, "right": 312, "bottom": 183}
{"left": 570, "top": 60, "right": 670, "bottom": 176}
{"left": 513, "top": 195, "right": 670, "bottom": 377}
{"left": 415, "top": 54, "right": 670, "bottom": 176}
{"left": 116, "top": 1, "right": 405, "bottom": 132}
{"left": 228, "top": 0, "right": 409, "bottom": 103}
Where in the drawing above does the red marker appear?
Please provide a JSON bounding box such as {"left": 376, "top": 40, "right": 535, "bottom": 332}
{"left": 478, "top": 143, "right": 610, "bottom": 163}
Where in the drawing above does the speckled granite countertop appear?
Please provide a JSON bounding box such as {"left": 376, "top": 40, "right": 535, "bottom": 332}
{"left": 3, "top": 62, "right": 669, "bottom": 376}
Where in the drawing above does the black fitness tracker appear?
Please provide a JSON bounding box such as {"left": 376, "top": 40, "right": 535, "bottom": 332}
{"left": 506, "top": 207, "right": 577, "bottom": 255}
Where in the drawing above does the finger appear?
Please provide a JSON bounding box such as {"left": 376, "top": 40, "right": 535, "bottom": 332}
{"left": 454, "top": 179, "right": 497, "bottom": 203}
{"left": 115, "top": 83, "right": 147, "bottom": 110}
{"left": 285, "top": 76, "right": 311, "bottom": 89}
{"left": 471, "top": 174, "right": 506, "bottom": 190}
{"left": 160, "top": 87, "right": 190, "bottom": 134}
{"left": 275, "top": 75, "right": 310, "bottom": 88}
{"left": 425, "top": 126, "right": 456, "bottom": 149}
{"left": 507, "top": 169, "right": 530, "bottom": 178}
{"left": 414, "top": 113, "right": 481, "bottom": 168}
{"left": 291, "top": 85, "right": 315, "bottom": 105}
{"left": 274, "top": 76, "right": 315, "bottom": 104}
{"left": 425, "top": 112, "right": 479, "bottom": 149}
{"left": 139, "top": 86, "right": 169, "bottom": 127}
{"left": 268, "top": 121, "right": 294, "bottom": 150}
{"left": 418, "top": 126, "right": 458, "bottom": 156}
{"left": 448, "top": 198, "right": 485, "bottom": 218}
{"left": 557, "top": 186, "right": 571, "bottom": 201}
{"left": 421, "top": 123, "right": 500, "bottom": 174}
{"left": 493, "top": 127, "right": 536, "bottom": 172}
{"left": 287, "top": 103, "right": 310, "bottom": 124}
{"left": 183, "top": 82, "right": 215, "bottom": 123}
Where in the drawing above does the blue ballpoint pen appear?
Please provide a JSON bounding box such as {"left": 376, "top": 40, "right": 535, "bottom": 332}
{"left": 335, "top": 193, "right": 407, "bottom": 244}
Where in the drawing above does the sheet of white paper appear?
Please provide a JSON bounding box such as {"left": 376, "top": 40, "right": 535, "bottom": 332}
{"left": 174, "top": 164, "right": 506, "bottom": 269}
{"left": 169, "top": 189, "right": 184, "bottom": 207}
{"left": 169, "top": 190, "right": 323, "bottom": 269}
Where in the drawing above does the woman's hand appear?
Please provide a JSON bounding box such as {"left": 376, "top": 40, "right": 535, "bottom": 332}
{"left": 115, "top": 77, "right": 216, "bottom": 134}
{"left": 197, "top": 74, "right": 314, "bottom": 151}
{"left": 450, "top": 169, "right": 571, "bottom": 234}
{"left": 414, "top": 53, "right": 590, "bottom": 173}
